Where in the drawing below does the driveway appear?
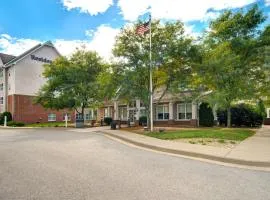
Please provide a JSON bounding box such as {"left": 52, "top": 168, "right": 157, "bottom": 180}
{"left": 0, "top": 128, "right": 270, "bottom": 200}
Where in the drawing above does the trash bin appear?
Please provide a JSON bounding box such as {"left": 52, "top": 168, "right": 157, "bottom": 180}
{"left": 111, "top": 120, "right": 117, "bottom": 130}
{"left": 75, "top": 119, "right": 84, "bottom": 128}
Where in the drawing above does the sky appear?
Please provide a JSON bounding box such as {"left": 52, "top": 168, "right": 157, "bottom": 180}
{"left": 0, "top": 0, "right": 269, "bottom": 60}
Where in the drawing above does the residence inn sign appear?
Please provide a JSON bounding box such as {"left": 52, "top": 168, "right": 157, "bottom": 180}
{"left": 31, "top": 55, "right": 52, "bottom": 63}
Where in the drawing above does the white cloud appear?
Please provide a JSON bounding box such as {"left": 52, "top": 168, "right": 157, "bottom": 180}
{"left": 202, "top": 11, "right": 221, "bottom": 22}
{"left": 85, "top": 29, "right": 95, "bottom": 37}
{"left": 0, "top": 34, "right": 40, "bottom": 56}
{"left": 118, "top": 0, "right": 257, "bottom": 21}
{"left": 265, "top": 0, "right": 270, "bottom": 6}
{"left": 87, "top": 25, "right": 120, "bottom": 60}
{"left": 0, "top": 34, "right": 12, "bottom": 40}
{"left": 61, "top": 0, "right": 113, "bottom": 15}
{"left": 184, "top": 25, "right": 200, "bottom": 39}
{"left": 54, "top": 25, "right": 120, "bottom": 60}
{"left": 0, "top": 25, "right": 120, "bottom": 61}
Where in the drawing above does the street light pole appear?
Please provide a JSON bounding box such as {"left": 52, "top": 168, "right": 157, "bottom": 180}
{"left": 149, "top": 14, "right": 153, "bottom": 132}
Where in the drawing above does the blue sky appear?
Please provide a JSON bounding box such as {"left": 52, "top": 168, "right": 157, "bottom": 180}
{"left": 0, "top": 0, "right": 269, "bottom": 60}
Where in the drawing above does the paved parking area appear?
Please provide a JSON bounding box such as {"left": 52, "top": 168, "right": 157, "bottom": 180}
{"left": 0, "top": 128, "right": 270, "bottom": 200}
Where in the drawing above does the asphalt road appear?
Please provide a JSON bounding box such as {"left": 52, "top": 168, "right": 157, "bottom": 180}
{"left": 0, "top": 128, "right": 270, "bottom": 200}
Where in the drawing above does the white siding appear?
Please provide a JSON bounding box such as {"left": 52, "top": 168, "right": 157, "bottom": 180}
{"left": 13, "top": 46, "right": 59, "bottom": 96}
{"left": 7, "top": 66, "right": 15, "bottom": 95}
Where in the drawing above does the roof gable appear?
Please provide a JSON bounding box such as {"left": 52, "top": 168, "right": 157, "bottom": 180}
{"left": 4, "top": 41, "right": 61, "bottom": 67}
{"left": 0, "top": 53, "right": 16, "bottom": 64}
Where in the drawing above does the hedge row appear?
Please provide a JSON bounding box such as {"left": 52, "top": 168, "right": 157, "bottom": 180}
{"left": 217, "top": 104, "right": 265, "bottom": 127}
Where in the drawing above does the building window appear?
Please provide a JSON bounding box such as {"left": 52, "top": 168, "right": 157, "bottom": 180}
{"left": 0, "top": 97, "right": 3, "bottom": 104}
{"left": 0, "top": 83, "right": 3, "bottom": 91}
{"left": 48, "top": 113, "right": 56, "bottom": 122}
{"left": 177, "top": 103, "right": 192, "bottom": 120}
{"left": 118, "top": 107, "right": 127, "bottom": 120}
{"left": 8, "top": 84, "right": 11, "bottom": 90}
{"left": 76, "top": 113, "right": 83, "bottom": 120}
{"left": 62, "top": 113, "right": 71, "bottom": 121}
{"left": 85, "top": 110, "right": 93, "bottom": 120}
{"left": 129, "top": 101, "right": 136, "bottom": 108}
{"left": 85, "top": 113, "right": 90, "bottom": 120}
{"left": 156, "top": 105, "right": 169, "bottom": 120}
{"left": 104, "top": 108, "right": 109, "bottom": 117}
{"left": 140, "top": 109, "right": 146, "bottom": 117}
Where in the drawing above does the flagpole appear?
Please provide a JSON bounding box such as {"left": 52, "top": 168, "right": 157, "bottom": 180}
{"left": 149, "top": 14, "right": 153, "bottom": 132}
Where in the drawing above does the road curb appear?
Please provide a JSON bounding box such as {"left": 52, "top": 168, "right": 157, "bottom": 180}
{"left": 100, "top": 131, "right": 270, "bottom": 168}
{"left": 0, "top": 126, "right": 75, "bottom": 129}
{"left": 0, "top": 126, "right": 40, "bottom": 129}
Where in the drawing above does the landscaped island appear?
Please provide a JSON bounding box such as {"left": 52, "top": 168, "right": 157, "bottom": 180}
{"left": 146, "top": 128, "right": 255, "bottom": 141}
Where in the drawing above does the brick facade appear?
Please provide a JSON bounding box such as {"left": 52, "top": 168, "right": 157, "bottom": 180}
{"left": 7, "top": 94, "right": 75, "bottom": 124}
{"left": 264, "top": 118, "right": 270, "bottom": 125}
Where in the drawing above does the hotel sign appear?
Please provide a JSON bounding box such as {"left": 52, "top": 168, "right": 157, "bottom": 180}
{"left": 31, "top": 55, "right": 52, "bottom": 64}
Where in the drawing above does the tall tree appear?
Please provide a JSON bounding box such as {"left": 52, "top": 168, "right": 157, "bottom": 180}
{"left": 198, "top": 5, "right": 270, "bottom": 127}
{"left": 112, "top": 20, "right": 196, "bottom": 121}
{"left": 35, "top": 49, "right": 106, "bottom": 121}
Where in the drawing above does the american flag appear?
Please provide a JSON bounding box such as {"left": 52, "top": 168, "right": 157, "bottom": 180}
{"left": 136, "top": 21, "right": 150, "bottom": 35}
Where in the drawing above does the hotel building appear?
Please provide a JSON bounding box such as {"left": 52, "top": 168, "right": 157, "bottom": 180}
{"left": 0, "top": 42, "right": 269, "bottom": 126}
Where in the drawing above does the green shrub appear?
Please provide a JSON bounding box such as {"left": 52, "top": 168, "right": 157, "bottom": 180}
{"left": 7, "top": 121, "right": 25, "bottom": 127}
{"left": 256, "top": 99, "right": 267, "bottom": 119}
{"left": 199, "top": 102, "right": 214, "bottom": 127}
{"left": 217, "top": 103, "right": 264, "bottom": 127}
{"left": 104, "top": 117, "right": 113, "bottom": 125}
{"left": 139, "top": 116, "right": 147, "bottom": 126}
{"left": 0, "top": 112, "right": 12, "bottom": 124}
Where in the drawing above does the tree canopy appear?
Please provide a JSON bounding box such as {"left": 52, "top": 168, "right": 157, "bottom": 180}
{"left": 35, "top": 49, "right": 107, "bottom": 118}
{"left": 197, "top": 5, "right": 270, "bottom": 127}
{"left": 111, "top": 20, "right": 198, "bottom": 115}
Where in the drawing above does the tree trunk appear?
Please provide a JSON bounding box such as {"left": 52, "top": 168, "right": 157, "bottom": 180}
{"left": 81, "top": 106, "right": 85, "bottom": 120}
{"left": 227, "top": 107, "right": 231, "bottom": 128}
{"left": 81, "top": 106, "right": 85, "bottom": 127}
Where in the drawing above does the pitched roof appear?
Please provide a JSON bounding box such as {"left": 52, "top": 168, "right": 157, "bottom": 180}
{"left": 4, "top": 41, "right": 60, "bottom": 67}
{"left": 4, "top": 43, "right": 42, "bottom": 66}
{"left": 0, "top": 53, "right": 16, "bottom": 64}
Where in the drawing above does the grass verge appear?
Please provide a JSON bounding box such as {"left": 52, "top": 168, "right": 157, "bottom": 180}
{"left": 146, "top": 128, "right": 255, "bottom": 141}
{"left": 26, "top": 122, "right": 73, "bottom": 127}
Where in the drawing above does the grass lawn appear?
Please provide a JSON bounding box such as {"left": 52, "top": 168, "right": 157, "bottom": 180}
{"left": 26, "top": 122, "right": 73, "bottom": 127}
{"left": 146, "top": 128, "right": 255, "bottom": 141}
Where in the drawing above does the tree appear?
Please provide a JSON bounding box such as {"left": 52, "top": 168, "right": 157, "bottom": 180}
{"left": 198, "top": 5, "right": 270, "bottom": 127}
{"left": 111, "top": 20, "right": 196, "bottom": 123}
{"left": 35, "top": 49, "right": 106, "bottom": 122}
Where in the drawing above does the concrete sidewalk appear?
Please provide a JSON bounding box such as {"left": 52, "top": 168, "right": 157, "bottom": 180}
{"left": 226, "top": 126, "right": 270, "bottom": 162}
{"left": 99, "top": 126, "right": 270, "bottom": 168}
